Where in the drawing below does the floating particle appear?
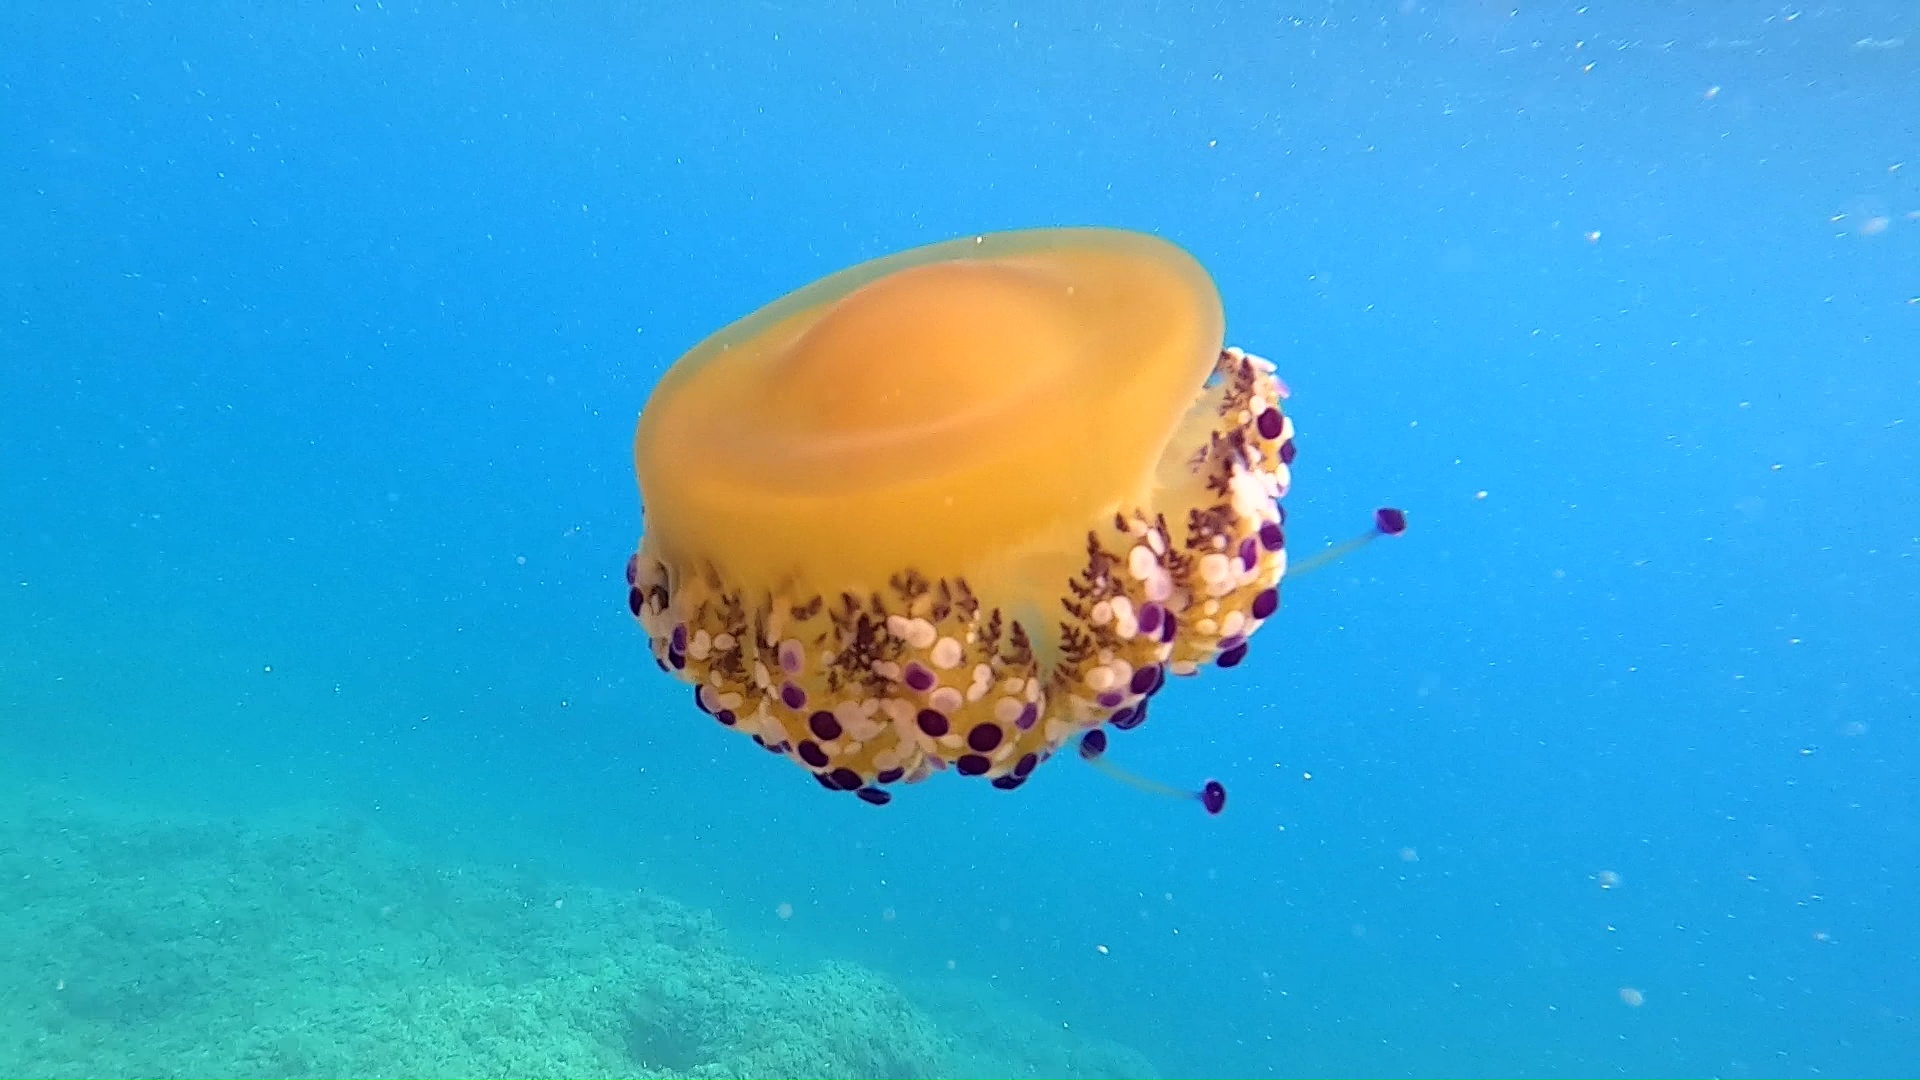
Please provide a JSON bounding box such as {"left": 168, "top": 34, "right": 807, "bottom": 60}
{"left": 1619, "top": 987, "right": 1645, "bottom": 1007}
{"left": 1597, "top": 869, "right": 1622, "bottom": 890}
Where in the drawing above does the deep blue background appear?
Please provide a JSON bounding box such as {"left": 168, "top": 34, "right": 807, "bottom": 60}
{"left": 4, "top": 1, "right": 1917, "bottom": 1076}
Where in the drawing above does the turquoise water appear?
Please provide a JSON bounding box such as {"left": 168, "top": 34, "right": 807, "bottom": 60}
{"left": 3, "top": 2, "right": 1916, "bottom": 1077}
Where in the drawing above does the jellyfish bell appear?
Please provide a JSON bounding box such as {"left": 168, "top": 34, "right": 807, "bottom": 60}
{"left": 627, "top": 226, "right": 1398, "bottom": 810}
{"left": 635, "top": 230, "right": 1241, "bottom": 626}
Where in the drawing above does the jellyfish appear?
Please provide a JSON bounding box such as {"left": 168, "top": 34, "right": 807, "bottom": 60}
{"left": 626, "top": 227, "right": 1400, "bottom": 810}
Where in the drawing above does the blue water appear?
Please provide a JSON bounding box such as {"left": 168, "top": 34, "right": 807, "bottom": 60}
{"left": 4, "top": 2, "right": 1916, "bottom": 1076}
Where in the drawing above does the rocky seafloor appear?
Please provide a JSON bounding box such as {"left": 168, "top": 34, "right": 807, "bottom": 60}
{"left": 0, "top": 783, "right": 1157, "bottom": 1079}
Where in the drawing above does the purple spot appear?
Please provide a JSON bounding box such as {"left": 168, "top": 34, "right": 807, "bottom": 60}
{"left": 668, "top": 649, "right": 686, "bottom": 671}
{"left": 624, "top": 554, "right": 639, "bottom": 586}
{"left": 798, "top": 740, "right": 829, "bottom": 768}
{"left": 1078, "top": 730, "right": 1107, "bottom": 760}
{"left": 1014, "top": 752, "right": 1038, "bottom": 777}
{"left": 1217, "top": 643, "right": 1249, "bottom": 669}
{"left": 1137, "top": 602, "right": 1164, "bottom": 636}
{"left": 1096, "top": 689, "right": 1126, "bottom": 709}
{"left": 715, "top": 709, "right": 737, "bottom": 727}
{"left": 1129, "top": 664, "right": 1162, "bottom": 696}
{"left": 903, "top": 662, "right": 936, "bottom": 693}
{"left": 1239, "top": 536, "right": 1259, "bottom": 571}
{"left": 1015, "top": 702, "right": 1039, "bottom": 730}
{"left": 808, "top": 710, "right": 842, "bottom": 741}
{"left": 1375, "top": 506, "right": 1408, "bottom": 536}
{"left": 1200, "top": 780, "right": 1227, "bottom": 815}
{"left": 1160, "top": 612, "right": 1179, "bottom": 644}
{"left": 877, "top": 767, "right": 906, "bottom": 784}
{"left": 814, "top": 772, "right": 839, "bottom": 791}
{"left": 670, "top": 624, "right": 687, "bottom": 652}
{"left": 653, "top": 656, "right": 669, "bottom": 674}
{"left": 967, "top": 723, "right": 1003, "bottom": 753}
{"left": 1218, "top": 634, "right": 1245, "bottom": 653}
{"left": 764, "top": 740, "right": 788, "bottom": 754}
{"left": 991, "top": 774, "right": 1026, "bottom": 790}
{"left": 856, "top": 787, "right": 892, "bottom": 805}
{"left": 1110, "top": 705, "right": 1142, "bottom": 730}
{"left": 1258, "top": 521, "right": 1285, "bottom": 552}
{"left": 1256, "top": 407, "right": 1284, "bottom": 440}
{"left": 1251, "top": 588, "right": 1279, "bottom": 620}
{"left": 829, "top": 767, "right": 863, "bottom": 790}
{"left": 916, "top": 709, "right": 949, "bottom": 737}
{"left": 956, "top": 754, "right": 991, "bottom": 776}
{"left": 691, "top": 686, "right": 710, "bottom": 714}
{"left": 627, "top": 587, "right": 643, "bottom": 617}
{"left": 1278, "top": 439, "right": 1296, "bottom": 465}
{"left": 779, "top": 682, "right": 807, "bottom": 710}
